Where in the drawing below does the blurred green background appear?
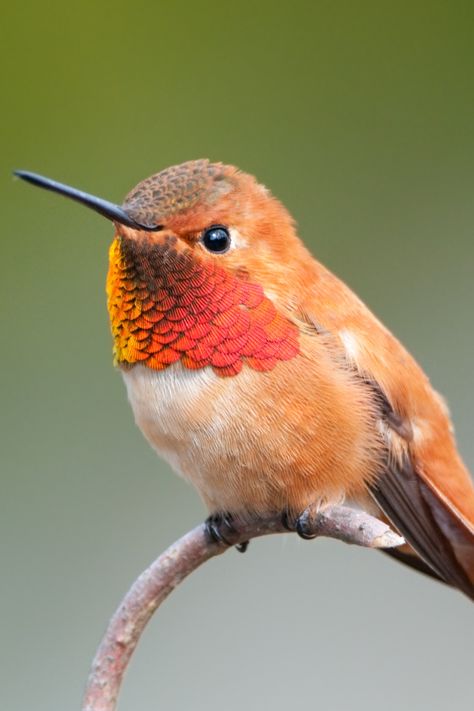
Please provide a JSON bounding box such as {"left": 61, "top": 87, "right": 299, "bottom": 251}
{"left": 2, "top": 2, "right": 473, "bottom": 710}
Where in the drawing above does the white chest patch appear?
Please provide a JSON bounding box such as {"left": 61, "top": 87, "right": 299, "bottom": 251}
{"left": 122, "top": 363, "right": 221, "bottom": 479}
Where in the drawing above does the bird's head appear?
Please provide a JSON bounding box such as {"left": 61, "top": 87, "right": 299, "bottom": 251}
{"left": 16, "top": 160, "right": 313, "bottom": 375}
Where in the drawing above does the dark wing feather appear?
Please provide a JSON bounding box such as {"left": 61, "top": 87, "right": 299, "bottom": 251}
{"left": 370, "top": 454, "right": 474, "bottom": 600}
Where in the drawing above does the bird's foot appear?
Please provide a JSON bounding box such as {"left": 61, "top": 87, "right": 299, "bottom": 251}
{"left": 281, "top": 506, "right": 319, "bottom": 540}
{"left": 205, "top": 513, "right": 249, "bottom": 553}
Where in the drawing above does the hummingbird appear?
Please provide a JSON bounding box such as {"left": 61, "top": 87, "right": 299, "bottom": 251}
{"left": 15, "top": 160, "right": 474, "bottom": 600}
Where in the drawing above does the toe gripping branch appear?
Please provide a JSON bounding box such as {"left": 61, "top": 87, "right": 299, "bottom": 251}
{"left": 281, "top": 509, "right": 319, "bottom": 539}
{"left": 205, "top": 513, "right": 249, "bottom": 553}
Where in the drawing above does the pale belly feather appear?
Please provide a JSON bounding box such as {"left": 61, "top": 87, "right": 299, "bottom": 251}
{"left": 121, "top": 359, "right": 370, "bottom": 517}
{"left": 122, "top": 364, "right": 224, "bottom": 500}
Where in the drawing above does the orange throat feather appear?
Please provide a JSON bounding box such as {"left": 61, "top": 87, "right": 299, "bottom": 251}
{"left": 106, "top": 235, "right": 300, "bottom": 377}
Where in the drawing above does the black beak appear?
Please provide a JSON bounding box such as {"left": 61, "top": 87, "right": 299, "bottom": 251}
{"left": 13, "top": 170, "right": 161, "bottom": 232}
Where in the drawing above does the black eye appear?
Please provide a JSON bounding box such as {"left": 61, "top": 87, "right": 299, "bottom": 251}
{"left": 201, "top": 225, "right": 231, "bottom": 253}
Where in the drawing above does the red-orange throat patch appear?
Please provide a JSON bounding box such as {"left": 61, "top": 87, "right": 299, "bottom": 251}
{"left": 106, "top": 236, "right": 299, "bottom": 377}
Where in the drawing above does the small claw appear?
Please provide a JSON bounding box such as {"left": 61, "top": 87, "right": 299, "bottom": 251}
{"left": 205, "top": 514, "right": 250, "bottom": 552}
{"left": 282, "top": 509, "right": 316, "bottom": 537}
{"left": 205, "top": 513, "right": 233, "bottom": 546}
{"left": 296, "top": 514, "right": 318, "bottom": 540}
{"left": 205, "top": 513, "right": 249, "bottom": 553}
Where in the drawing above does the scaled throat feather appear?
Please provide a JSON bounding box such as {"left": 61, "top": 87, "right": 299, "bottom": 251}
{"left": 106, "top": 234, "right": 300, "bottom": 377}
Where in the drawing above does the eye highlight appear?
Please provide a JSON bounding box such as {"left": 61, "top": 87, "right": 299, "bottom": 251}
{"left": 201, "top": 225, "right": 231, "bottom": 254}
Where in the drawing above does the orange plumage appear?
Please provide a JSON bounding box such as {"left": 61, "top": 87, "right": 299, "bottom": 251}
{"left": 16, "top": 161, "right": 474, "bottom": 599}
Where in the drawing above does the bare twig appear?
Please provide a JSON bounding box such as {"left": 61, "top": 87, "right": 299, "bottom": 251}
{"left": 82, "top": 505, "right": 403, "bottom": 711}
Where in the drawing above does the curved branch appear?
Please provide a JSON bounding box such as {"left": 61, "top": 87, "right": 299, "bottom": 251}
{"left": 82, "top": 506, "right": 403, "bottom": 711}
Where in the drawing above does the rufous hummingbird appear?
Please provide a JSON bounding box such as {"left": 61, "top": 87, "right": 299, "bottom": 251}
{"left": 15, "top": 160, "right": 474, "bottom": 600}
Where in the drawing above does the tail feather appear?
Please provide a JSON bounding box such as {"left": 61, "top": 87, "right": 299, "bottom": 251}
{"left": 370, "top": 454, "right": 474, "bottom": 601}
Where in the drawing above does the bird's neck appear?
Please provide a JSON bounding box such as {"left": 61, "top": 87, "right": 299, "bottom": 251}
{"left": 106, "top": 235, "right": 300, "bottom": 377}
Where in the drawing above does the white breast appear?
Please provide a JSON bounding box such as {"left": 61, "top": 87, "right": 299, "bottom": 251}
{"left": 122, "top": 363, "right": 222, "bottom": 483}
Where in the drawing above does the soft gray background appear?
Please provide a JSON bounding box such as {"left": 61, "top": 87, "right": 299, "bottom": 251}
{"left": 2, "top": 2, "right": 473, "bottom": 710}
